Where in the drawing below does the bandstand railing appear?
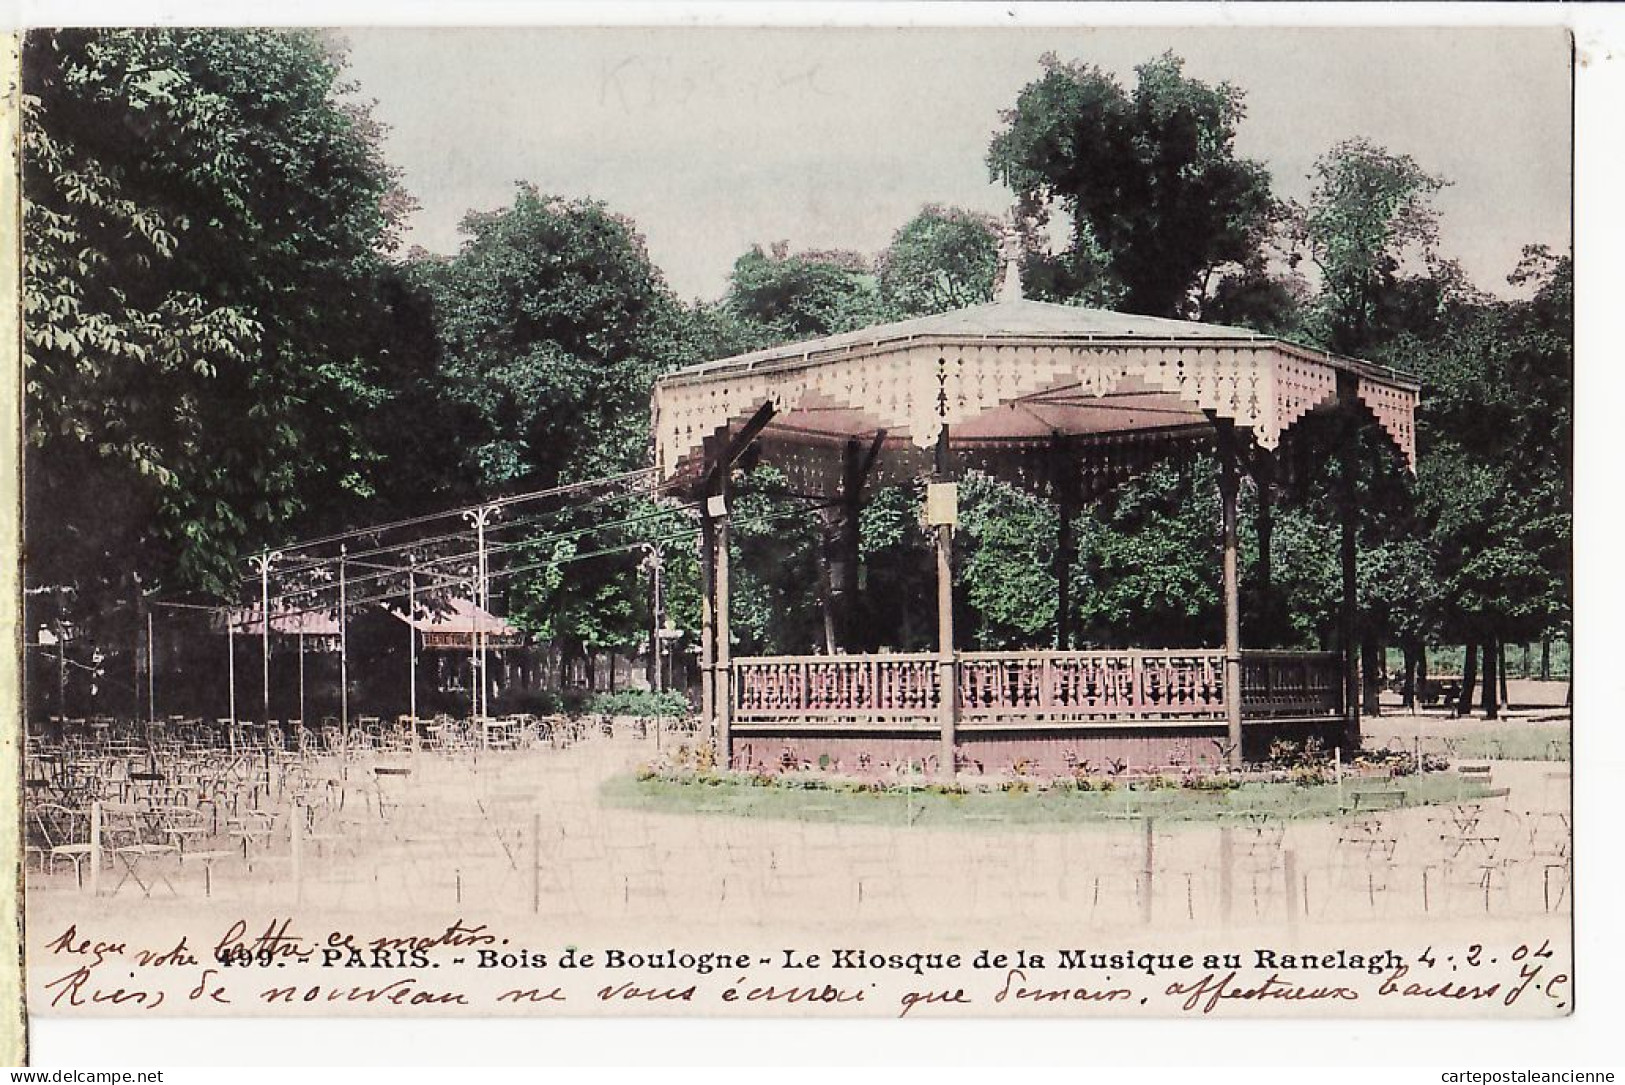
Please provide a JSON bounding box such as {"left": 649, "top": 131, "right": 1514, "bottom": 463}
{"left": 731, "top": 649, "right": 1341, "bottom": 726}
{"left": 732, "top": 653, "right": 941, "bottom": 720}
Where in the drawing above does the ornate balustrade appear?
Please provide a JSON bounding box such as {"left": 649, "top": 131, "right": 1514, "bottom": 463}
{"left": 959, "top": 650, "right": 1226, "bottom": 718}
{"left": 733, "top": 654, "right": 940, "bottom": 721}
{"left": 731, "top": 648, "right": 1340, "bottom": 726}
{"left": 1238, "top": 650, "right": 1343, "bottom": 717}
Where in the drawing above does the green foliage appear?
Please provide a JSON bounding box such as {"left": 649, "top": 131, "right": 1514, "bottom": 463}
{"left": 726, "top": 467, "right": 826, "bottom": 654}
{"left": 1402, "top": 250, "right": 1572, "bottom": 643}
{"left": 585, "top": 689, "right": 690, "bottom": 717}
{"left": 955, "top": 474, "right": 1058, "bottom": 648}
{"left": 23, "top": 29, "right": 407, "bottom": 617}
{"left": 988, "top": 52, "right": 1277, "bottom": 318}
{"left": 1075, "top": 461, "right": 1224, "bottom": 646}
{"left": 418, "top": 186, "right": 687, "bottom": 491}
{"left": 724, "top": 243, "right": 886, "bottom": 347}
{"left": 856, "top": 483, "right": 936, "bottom": 650}
{"left": 413, "top": 186, "right": 703, "bottom": 661}
{"left": 876, "top": 205, "right": 1001, "bottom": 316}
{"left": 1293, "top": 138, "right": 1449, "bottom": 355}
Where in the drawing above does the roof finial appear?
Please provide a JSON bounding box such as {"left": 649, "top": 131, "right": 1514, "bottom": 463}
{"left": 997, "top": 216, "right": 1025, "bottom": 303}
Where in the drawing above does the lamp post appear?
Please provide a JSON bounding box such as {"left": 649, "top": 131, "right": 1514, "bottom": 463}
{"left": 408, "top": 557, "right": 418, "bottom": 728}
{"left": 145, "top": 605, "right": 155, "bottom": 723}
{"left": 462, "top": 504, "right": 497, "bottom": 720}
{"left": 641, "top": 544, "right": 664, "bottom": 694}
{"left": 226, "top": 607, "right": 236, "bottom": 745}
{"left": 339, "top": 543, "right": 349, "bottom": 749}
{"left": 250, "top": 550, "right": 281, "bottom": 727}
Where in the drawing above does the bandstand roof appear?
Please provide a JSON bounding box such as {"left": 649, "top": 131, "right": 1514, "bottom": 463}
{"left": 392, "top": 597, "right": 525, "bottom": 650}
{"left": 652, "top": 295, "right": 1420, "bottom": 498}
{"left": 224, "top": 606, "right": 340, "bottom": 637}
{"left": 394, "top": 596, "right": 518, "bottom": 638}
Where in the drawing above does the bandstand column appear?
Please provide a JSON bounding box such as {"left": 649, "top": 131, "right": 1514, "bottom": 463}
{"left": 711, "top": 483, "right": 732, "bottom": 771}
{"left": 1216, "top": 420, "right": 1244, "bottom": 768}
{"left": 1051, "top": 432, "right": 1078, "bottom": 651}
{"left": 1254, "top": 452, "right": 1276, "bottom": 646}
{"left": 699, "top": 510, "right": 716, "bottom": 752}
{"left": 929, "top": 426, "right": 958, "bottom": 781}
{"left": 1338, "top": 406, "right": 1362, "bottom": 750}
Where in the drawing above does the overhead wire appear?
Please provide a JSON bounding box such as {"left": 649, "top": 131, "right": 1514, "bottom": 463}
{"left": 250, "top": 497, "right": 837, "bottom": 623}
{"left": 251, "top": 465, "right": 660, "bottom": 560}
{"left": 257, "top": 469, "right": 680, "bottom": 580}
{"left": 255, "top": 499, "right": 700, "bottom": 610}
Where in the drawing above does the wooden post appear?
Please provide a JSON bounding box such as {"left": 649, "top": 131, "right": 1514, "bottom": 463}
{"left": 699, "top": 511, "right": 716, "bottom": 752}
{"left": 1255, "top": 453, "right": 1275, "bottom": 646}
{"left": 1217, "top": 420, "right": 1244, "bottom": 768}
{"left": 1337, "top": 380, "right": 1362, "bottom": 751}
{"left": 714, "top": 492, "right": 732, "bottom": 771}
{"left": 830, "top": 438, "right": 862, "bottom": 651}
{"left": 695, "top": 403, "right": 777, "bottom": 768}
{"left": 701, "top": 430, "right": 734, "bottom": 771}
{"left": 931, "top": 426, "right": 958, "bottom": 781}
{"left": 1051, "top": 432, "right": 1077, "bottom": 651}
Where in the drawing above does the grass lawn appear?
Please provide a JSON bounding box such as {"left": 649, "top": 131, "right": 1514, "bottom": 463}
{"left": 1439, "top": 729, "right": 1570, "bottom": 762}
{"left": 600, "top": 771, "right": 1493, "bottom": 831}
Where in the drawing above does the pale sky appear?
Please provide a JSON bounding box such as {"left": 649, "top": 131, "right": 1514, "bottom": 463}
{"left": 343, "top": 26, "right": 1572, "bottom": 302}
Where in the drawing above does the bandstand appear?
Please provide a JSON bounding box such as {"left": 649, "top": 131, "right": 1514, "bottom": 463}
{"left": 651, "top": 261, "right": 1419, "bottom": 779}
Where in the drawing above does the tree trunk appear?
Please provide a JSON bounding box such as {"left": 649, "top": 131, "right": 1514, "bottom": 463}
{"left": 1361, "top": 628, "right": 1383, "bottom": 717}
{"left": 1480, "top": 638, "right": 1500, "bottom": 720}
{"left": 1499, "top": 642, "right": 1510, "bottom": 706}
{"left": 1456, "top": 642, "right": 1478, "bottom": 717}
{"left": 1540, "top": 636, "right": 1551, "bottom": 681}
{"left": 1401, "top": 638, "right": 1419, "bottom": 710}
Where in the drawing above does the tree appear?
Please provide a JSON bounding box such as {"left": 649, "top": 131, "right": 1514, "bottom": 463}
{"left": 419, "top": 187, "right": 688, "bottom": 492}
{"left": 1403, "top": 250, "right": 1572, "bottom": 708}
{"left": 988, "top": 52, "right": 1277, "bottom": 318}
{"left": 723, "top": 243, "right": 887, "bottom": 347}
{"left": 415, "top": 185, "right": 703, "bottom": 669}
{"left": 955, "top": 474, "right": 1060, "bottom": 648}
{"left": 23, "top": 29, "right": 408, "bottom": 629}
{"left": 876, "top": 205, "right": 1001, "bottom": 317}
{"left": 1074, "top": 460, "right": 1227, "bottom": 647}
{"left": 1293, "top": 138, "right": 1449, "bottom": 355}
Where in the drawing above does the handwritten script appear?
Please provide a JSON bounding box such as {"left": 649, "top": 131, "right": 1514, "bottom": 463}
{"left": 32, "top": 918, "right": 1571, "bottom": 1018}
